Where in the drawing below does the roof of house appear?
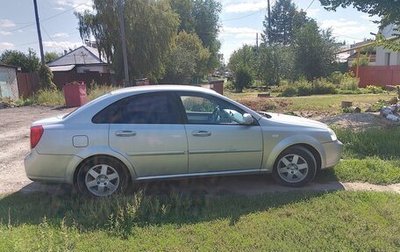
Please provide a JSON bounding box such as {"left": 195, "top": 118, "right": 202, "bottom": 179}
{"left": 0, "top": 63, "right": 17, "bottom": 69}
{"left": 47, "top": 46, "right": 106, "bottom": 67}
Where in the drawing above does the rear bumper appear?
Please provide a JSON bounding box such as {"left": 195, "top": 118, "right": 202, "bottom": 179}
{"left": 24, "top": 150, "right": 75, "bottom": 183}
{"left": 321, "top": 140, "right": 343, "bottom": 169}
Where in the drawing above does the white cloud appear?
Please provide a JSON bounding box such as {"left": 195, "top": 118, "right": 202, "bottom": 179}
{"left": 53, "top": 32, "right": 69, "bottom": 38}
{"left": 0, "top": 19, "right": 16, "bottom": 28}
{"left": 306, "top": 8, "right": 320, "bottom": 18}
{"left": 43, "top": 41, "right": 82, "bottom": 50}
{"left": 56, "top": 0, "right": 93, "bottom": 13}
{"left": 0, "top": 31, "right": 11, "bottom": 35}
{"left": 224, "top": 0, "right": 266, "bottom": 13}
{"left": 0, "top": 42, "right": 14, "bottom": 50}
{"left": 319, "top": 19, "right": 378, "bottom": 41}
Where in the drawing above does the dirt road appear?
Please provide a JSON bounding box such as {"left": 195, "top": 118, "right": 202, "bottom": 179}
{"left": 0, "top": 106, "right": 399, "bottom": 196}
{"left": 0, "top": 106, "right": 74, "bottom": 194}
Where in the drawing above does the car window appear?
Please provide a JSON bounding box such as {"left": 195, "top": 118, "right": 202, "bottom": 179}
{"left": 179, "top": 94, "right": 249, "bottom": 125}
{"left": 93, "top": 92, "right": 180, "bottom": 124}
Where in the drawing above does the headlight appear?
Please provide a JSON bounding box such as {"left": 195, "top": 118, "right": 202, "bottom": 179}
{"left": 328, "top": 128, "right": 337, "bottom": 141}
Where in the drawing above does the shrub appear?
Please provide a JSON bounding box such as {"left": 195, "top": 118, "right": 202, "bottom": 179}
{"left": 311, "top": 79, "right": 337, "bottom": 95}
{"left": 296, "top": 80, "right": 313, "bottom": 96}
{"left": 279, "top": 85, "right": 298, "bottom": 97}
{"left": 38, "top": 64, "right": 57, "bottom": 90}
{"left": 366, "top": 85, "right": 384, "bottom": 94}
{"left": 34, "top": 89, "right": 64, "bottom": 106}
{"left": 339, "top": 73, "right": 359, "bottom": 91}
{"left": 234, "top": 66, "right": 253, "bottom": 92}
{"left": 328, "top": 71, "right": 343, "bottom": 85}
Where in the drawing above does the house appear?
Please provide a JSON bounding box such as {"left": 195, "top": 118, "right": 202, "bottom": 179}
{"left": 346, "top": 40, "right": 376, "bottom": 67}
{"left": 0, "top": 64, "right": 18, "bottom": 100}
{"left": 375, "top": 24, "right": 400, "bottom": 66}
{"left": 48, "top": 46, "right": 113, "bottom": 88}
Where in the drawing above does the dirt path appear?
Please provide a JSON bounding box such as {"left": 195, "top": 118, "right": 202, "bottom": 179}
{"left": 0, "top": 106, "right": 74, "bottom": 194}
{"left": 0, "top": 106, "right": 399, "bottom": 196}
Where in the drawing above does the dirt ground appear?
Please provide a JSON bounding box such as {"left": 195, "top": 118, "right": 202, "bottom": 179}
{"left": 0, "top": 106, "right": 399, "bottom": 196}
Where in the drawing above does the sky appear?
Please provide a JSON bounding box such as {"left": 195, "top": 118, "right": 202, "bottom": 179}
{"left": 0, "top": 0, "right": 380, "bottom": 62}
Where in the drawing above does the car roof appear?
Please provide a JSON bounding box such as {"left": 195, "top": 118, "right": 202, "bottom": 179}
{"left": 110, "top": 85, "right": 217, "bottom": 96}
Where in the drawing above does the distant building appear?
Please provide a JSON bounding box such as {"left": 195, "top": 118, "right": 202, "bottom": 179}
{"left": 0, "top": 64, "right": 18, "bottom": 100}
{"left": 48, "top": 46, "right": 113, "bottom": 88}
{"left": 376, "top": 24, "right": 400, "bottom": 66}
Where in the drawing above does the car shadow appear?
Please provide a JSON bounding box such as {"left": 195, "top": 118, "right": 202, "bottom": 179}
{"left": 0, "top": 172, "right": 343, "bottom": 233}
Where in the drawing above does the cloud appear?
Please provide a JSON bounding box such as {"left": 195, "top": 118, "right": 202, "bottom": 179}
{"left": 221, "top": 26, "right": 261, "bottom": 39}
{"left": 0, "top": 31, "right": 11, "bottom": 35}
{"left": 319, "top": 19, "right": 378, "bottom": 41}
{"left": 0, "top": 42, "right": 14, "bottom": 50}
{"left": 43, "top": 41, "right": 82, "bottom": 50}
{"left": 306, "top": 8, "right": 320, "bottom": 18}
{"left": 224, "top": 0, "right": 266, "bottom": 13}
{"left": 53, "top": 32, "right": 69, "bottom": 38}
{"left": 0, "top": 19, "right": 16, "bottom": 28}
{"left": 56, "top": 0, "right": 93, "bottom": 13}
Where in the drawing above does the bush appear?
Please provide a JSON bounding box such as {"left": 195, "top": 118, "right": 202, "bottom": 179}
{"left": 279, "top": 85, "right": 298, "bottom": 97}
{"left": 234, "top": 67, "right": 253, "bottom": 92}
{"left": 366, "top": 85, "right": 384, "bottom": 94}
{"left": 34, "top": 89, "right": 64, "bottom": 106}
{"left": 339, "top": 73, "right": 359, "bottom": 91}
{"left": 296, "top": 80, "right": 313, "bottom": 96}
{"left": 38, "top": 64, "right": 57, "bottom": 90}
{"left": 311, "top": 79, "right": 337, "bottom": 95}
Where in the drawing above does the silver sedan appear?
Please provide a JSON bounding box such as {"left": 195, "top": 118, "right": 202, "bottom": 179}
{"left": 25, "top": 85, "right": 343, "bottom": 197}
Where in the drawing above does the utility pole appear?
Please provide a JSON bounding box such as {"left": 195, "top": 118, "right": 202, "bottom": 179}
{"left": 267, "top": 0, "right": 271, "bottom": 45}
{"left": 33, "top": 0, "right": 45, "bottom": 65}
{"left": 117, "top": 0, "right": 130, "bottom": 87}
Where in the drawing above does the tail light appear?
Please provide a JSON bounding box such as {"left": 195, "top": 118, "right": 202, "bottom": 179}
{"left": 30, "top": 125, "right": 44, "bottom": 149}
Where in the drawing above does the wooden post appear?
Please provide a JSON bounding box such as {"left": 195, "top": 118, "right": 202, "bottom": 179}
{"left": 356, "top": 49, "right": 360, "bottom": 78}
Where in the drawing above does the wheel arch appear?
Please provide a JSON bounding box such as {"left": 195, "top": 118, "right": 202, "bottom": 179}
{"left": 263, "top": 135, "right": 325, "bottom": 171}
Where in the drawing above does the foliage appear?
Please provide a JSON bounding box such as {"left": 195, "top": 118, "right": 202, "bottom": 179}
{"left": 365, "top": 85, "right": 384, "bottom": 94}
{"left": 163, "top": 31, "right": 210, "bottom": 83}
{"left": 0, "top": 48, "right": 40, "bottom": 72}
{"left": 262, "top": 0, "right": 310, "bottom": 45}
{"left": 33, "top": 89, "right": 65, "bottom": 106}
{"left": 44, "top": 52, "right": 60, "bottom": 63}
{"left": 351, "top": 54, "right": 370, "bottom": 67}
{"left": 76, "top": 0, "right": 179, "bottom": 81}
{"left": 234, "top": 66, "right": 253, "bottom": 92}
{"left": 292, "top": 22, "right": 339, "bottom": 80}
{"left": 319, "top": 0, "right": 400, "bottom": 51}
{"left": 38, "top": 65, "right": 57, "bottom": 90}
{"left": 339, "top": 73, "right": 359, "bottom": 90}
{"left": 278, "top": 78, "right": 337, "bottom": 97}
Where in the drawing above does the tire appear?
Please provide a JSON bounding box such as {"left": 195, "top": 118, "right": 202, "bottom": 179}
{"left": 76, "top": 156, "right": 129, "bottom": 197}
{"left": 272, "top": 146, "right": 317, "bottom": 187}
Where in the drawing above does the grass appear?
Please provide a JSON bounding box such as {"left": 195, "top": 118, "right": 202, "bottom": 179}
{"left": 0, "top": 191, "right": 399, "bottom": 251}
{"left": 226, "top": 92, "right": 394, "bottom": 114}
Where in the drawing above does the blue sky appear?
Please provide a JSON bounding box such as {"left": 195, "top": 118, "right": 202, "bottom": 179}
{"left": 0, "top": 0, "right": 379, "bottom": 62}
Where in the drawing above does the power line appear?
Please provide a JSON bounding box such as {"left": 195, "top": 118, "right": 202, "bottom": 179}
{"left": 221, "top": 9, "right": 264, "bottom": 22}
{"left": 305, "top": 0, "right": 316, "bottom": 12}
{"left": 7, "top": 3, "right": 86, "bottom": 33}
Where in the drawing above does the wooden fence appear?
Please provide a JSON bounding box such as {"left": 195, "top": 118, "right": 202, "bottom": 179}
{"left": 353, "top": 66, "right": 400, "bottom": 87}
{"left": 17, "top": 72, "right": 40, "bottom": 98}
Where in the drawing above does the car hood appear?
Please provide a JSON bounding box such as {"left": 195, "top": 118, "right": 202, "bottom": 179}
{"left": 259, "top": 112, "right": 328, "bottom": 129}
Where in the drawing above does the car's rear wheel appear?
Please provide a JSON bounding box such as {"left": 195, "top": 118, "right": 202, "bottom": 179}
{"left": 76, "top": 156, "right": 129, "bottom": 197}
{"left": 272, "top": 146, "right": 317, "bottom": 187}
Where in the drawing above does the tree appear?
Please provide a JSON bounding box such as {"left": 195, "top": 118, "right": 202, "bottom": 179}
{"left": 0, "top": 48, "right": 40, "bottom": 72}
{"left": 292, "top": 21, "right": 338, "bottom": 80}
{"left": 170, "top": 0, "right": 222, "bottom": 71}
{"left": 163, "top": 31, "right": 210, "bottom": 83}
{"left": 38, "top": 64, "right": 56, "bottom": 90}
{"left": 44, "top": 51, "right": 60, "bottom": 63}
{"left": 76, "top": 0, "right": 179, "bottom": 81}
{"left": 319, "top": 0, "right": 400, "bottom": 50}
{"left": 262, "top": 0, "right": 310, "bottom": 45}
{"left": 228, "top": 45, "right": 257, "bottom": 92}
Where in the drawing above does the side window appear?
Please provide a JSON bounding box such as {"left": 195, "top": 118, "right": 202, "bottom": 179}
{"left": 93, "top": 93, "right": 180, "bottom": 124}
{"left": 179, "top": 94, "right": 249, "bottom": 125}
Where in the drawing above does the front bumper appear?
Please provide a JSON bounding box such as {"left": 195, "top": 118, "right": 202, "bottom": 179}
{"left": 24, "top": 150, "right": 73, "bottom": 183}
{"left": 321, "top": 140, "right": 343, "bottom": 169}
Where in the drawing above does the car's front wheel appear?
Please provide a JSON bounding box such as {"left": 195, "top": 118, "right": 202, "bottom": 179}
{"left": 76, "top": 156, "right": 129, "bottom": 197}
{"left": 272, "top": 146, "right": 317, "bottom": 187}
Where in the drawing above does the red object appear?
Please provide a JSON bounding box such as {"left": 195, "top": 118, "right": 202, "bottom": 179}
{"left": 63, "top": 81, "right": 88, "bottom": 107}
{"left": 352, "top": 66, "right": 400, "bottom": 88}
{"left": 30, "top": 125, "right": 44, "bottom": 149}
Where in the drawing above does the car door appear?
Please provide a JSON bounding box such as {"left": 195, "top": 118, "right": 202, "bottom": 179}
{"left": 94, "top": 92, "right": 188, "bottom": 178}
{"left": 177, "top": 92, "right": 263, "bottom": 174}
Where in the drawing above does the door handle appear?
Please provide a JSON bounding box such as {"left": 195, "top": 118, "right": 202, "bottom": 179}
{"left": 115, "top": 130, "right": 136, "bottom": 137}
{"left": 192, "top": 130, "right": 212, "bottom": 137}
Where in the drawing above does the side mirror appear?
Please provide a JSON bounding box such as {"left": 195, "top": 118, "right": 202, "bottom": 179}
{"left": 242, "top": 113, "right": 254, "bottom": 125}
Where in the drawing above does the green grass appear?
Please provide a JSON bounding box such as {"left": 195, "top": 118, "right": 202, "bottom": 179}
{"left": 0, "top": 191, "right": 399, "bottom": 251}
{"left": 227, "top": 92, "right": 394, "bottom": 114}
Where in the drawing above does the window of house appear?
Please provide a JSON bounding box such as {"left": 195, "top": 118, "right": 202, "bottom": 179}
{"left": 385, "top": 52, "right": 391, "bottom": 66}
